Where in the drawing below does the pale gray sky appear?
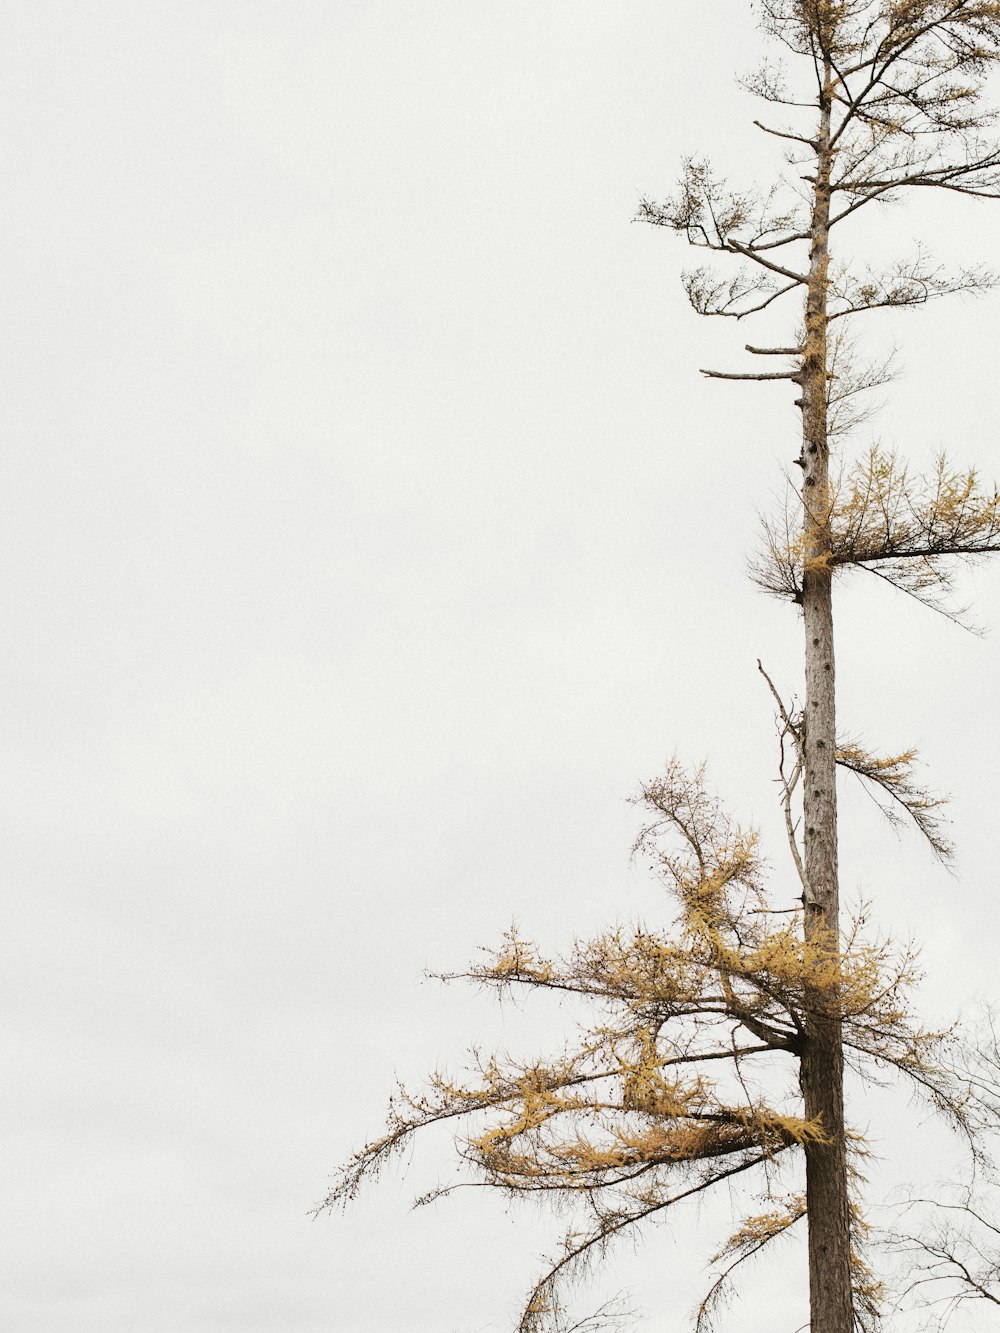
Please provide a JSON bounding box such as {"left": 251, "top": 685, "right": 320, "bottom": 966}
{"left": 4, "top": 4, "right": 1000, "bottom": 1331}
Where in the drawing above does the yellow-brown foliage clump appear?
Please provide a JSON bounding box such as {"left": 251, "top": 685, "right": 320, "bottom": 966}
{"left": 754, "top": 448, "right": 1000, "bottom": 621}
{"left": 321, "top": 762, "right": 972, "bottom": 1333}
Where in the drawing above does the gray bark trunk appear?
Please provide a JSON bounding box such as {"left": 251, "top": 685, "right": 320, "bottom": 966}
{"left": 798, "top": 63, "right": 854, "bottom": 1333}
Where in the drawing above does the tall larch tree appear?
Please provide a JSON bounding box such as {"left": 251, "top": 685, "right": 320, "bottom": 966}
{"left": 639, "top": 4, "right": 1000, "bottom": 1331}
{"left": 325, "top": 6, "right": 1000, "bottom": 1332}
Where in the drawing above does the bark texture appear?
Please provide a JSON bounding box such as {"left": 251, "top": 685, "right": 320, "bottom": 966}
{"left": 798, "top": 66, "right": 853, "bottom": 1333}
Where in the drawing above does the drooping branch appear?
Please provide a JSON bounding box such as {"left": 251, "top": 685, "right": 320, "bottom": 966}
{"left": 836, "top": 741, "right": 954, "bottom": 863}
{"left": 758, "top": 658, "right": 953, "bottom": 866}
{"left": 696, "top": 1194, "right": 807, "bottom": 1333}
{"left": 518, "top": 1150, "right": 789, "bottom": 1333}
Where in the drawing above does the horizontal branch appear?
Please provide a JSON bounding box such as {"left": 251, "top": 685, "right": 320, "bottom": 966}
{"left": 701, "top": 368, "right": 801, "bottom": 381}
{"left": 753, "top": 118, "right": 817, "bottom": 149}
{"left": 835, "top": 155, "right": 1000, "bottom": 203}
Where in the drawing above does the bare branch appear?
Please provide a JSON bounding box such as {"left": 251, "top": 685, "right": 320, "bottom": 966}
{"left": 757, "top": 659, "right": 809, "bottom": 898}
{"left": 699, "top": 368, "right": 801, "bottom": 381}
{"left": 754, "top": 117, "right": 819, "bottom": 148}
{"left": 725, "top": 237, "right": 809, "bottom": 284}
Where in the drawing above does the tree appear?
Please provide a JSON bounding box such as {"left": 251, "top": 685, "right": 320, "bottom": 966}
{"left": 324, "top": 5, "right": 1000, "bottom": 1329}
{"left": 639, "top": 4, "right": 1000, "bottom": 1329}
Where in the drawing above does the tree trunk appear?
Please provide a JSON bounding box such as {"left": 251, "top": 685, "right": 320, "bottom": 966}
{"left": 798, "top": 64, "right": 854, "bottom": 1333}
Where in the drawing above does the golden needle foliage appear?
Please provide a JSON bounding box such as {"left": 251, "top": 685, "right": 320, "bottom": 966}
{"left": 753, "top": 447, "right": 1000, "bottom": 620}
{"left": 320, "top": 763, "right": 975, "bottom": 1332}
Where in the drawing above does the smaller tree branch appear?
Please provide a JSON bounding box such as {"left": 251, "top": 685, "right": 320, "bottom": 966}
{"left": 700, "top": 368, "right": 801, "bottom": 381}
{"left": 754, "top": 117, "right": 818, "bottom": 148}
{"left": 724, "top": 237, "right": 809, "bottom": 284}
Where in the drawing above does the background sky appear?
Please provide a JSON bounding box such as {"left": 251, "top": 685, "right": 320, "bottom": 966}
{"left": 4, "top": 3, "right": 1000, "bottom": 1331}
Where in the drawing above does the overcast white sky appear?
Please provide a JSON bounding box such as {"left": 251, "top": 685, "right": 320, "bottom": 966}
{"left": 4, "top": 4, "right": 1000, "bottom": 1331}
